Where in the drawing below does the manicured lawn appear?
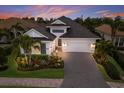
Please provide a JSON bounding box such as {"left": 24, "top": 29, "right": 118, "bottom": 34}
{"left": 0, "top": 68, "right": 64, "bottom": 78}
{"left": 0, "top": 50, "right": 64, "bottom": 78}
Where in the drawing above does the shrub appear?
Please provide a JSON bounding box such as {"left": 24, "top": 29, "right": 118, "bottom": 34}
{"left": 31, "top": 54, "right": 49, "bottom": 66}
{"left": 97, "top": 64, "right": 112, "bottom": 81}
{"left": 103, "top": 55, "right": 124, "bottom": 80}
{"left": 16, "top": 54, "right": 64, "bottom": 71}
{"left": 48, "top": 55, "right": 64, "bottom": 68}
{"left": 0, "top": 47, "right": 8, "bottom": 65}
{"left": 114, "top": 51, "right": 124, "bottom": 71}
{"left": 4, "top": 46, "right": 13, "bottom": 56}
{"left": 95, "top": 39, "right": 116, "bottom": 56}
{"left": 31, "top": 55, "right": 42, "bottom": 65}
{"left": 0, "top": 65, "right": 8, "bottom": 71}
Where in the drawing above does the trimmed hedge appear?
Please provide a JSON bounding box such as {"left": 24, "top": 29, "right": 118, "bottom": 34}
{"left": 0, "top": 65, "right": 8, "bottom": 71}
{"left": 97, "top": 64, "right": 112, "bottom": 81}
{"left": 103, "top": 55, "right": 124, "bottom": 80}
{"left": 114, "top": 51, "right": 124, "bottom": 71}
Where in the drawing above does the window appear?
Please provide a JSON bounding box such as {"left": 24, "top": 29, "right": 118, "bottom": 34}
{"left": 58, "top": 39, "right": 62, "bottom": 46}
{"left": 115, "top": 37, "right": 124, "bottom": 47}
{"left": 52, "top": 30, "right": 64, "bottom": 33}
{"left": 119, "top": 37, "right": 124, "bottom": 47}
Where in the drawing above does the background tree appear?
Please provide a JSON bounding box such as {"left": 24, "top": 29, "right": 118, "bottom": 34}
{"left": 102, "top": 16, "right": 122, "bottom": 42}
{"left": 10, "top": 22, "right": 24, "bottom": 39}
{"left": 74, "top": 17, "right": 83, "bottom": 25}
{"left": 29, "top": 17, "right": 35, "bottom": 21}
{"left": 37, "top": 17, "right": 45, "bottom": 23}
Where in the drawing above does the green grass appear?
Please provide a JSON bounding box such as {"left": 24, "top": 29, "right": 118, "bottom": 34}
{"left": 0, "top": 48, "right": 64, "bottom": 79}
{"left": 97, "top": 64, "right": 112, "bottom": 81}
{"left": 0, "top": 68, "right": 64, "bottom": 78}
{"left": 107, "top": 55, "right": 124, "bottom": 76}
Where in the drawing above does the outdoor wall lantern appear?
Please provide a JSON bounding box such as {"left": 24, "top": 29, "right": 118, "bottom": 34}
{"left": 91, "top": 43, "right": 95, "bottom": 48}
{"left": 62, "top": 42, "right": 67, "bottom": 47}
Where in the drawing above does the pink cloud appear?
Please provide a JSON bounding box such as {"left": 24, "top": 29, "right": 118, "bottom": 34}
{"left": 96, "top": 10, "right": 124, "bottom": 18}
{"left": 36, "top": 6, "right": 80, "bottom": 18}
{"left": 105, "top": 13, "right": 124, "bottom": 17}
{"left": 0, "top": 5, "right": 91, "bottom": 19}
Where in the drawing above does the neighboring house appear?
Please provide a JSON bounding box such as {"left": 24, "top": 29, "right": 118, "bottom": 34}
{"left": 24, "top": 16, "right": 99, "bottom": 54}
{"left": 96, "top": 24, "right": 124, "bottom": 47}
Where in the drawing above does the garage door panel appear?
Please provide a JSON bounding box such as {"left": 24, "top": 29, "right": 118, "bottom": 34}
{"left": 62, "top": 40, "right": 94, "bottom": 53}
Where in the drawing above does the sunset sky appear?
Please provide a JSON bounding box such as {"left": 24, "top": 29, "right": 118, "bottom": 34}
{"left": 0, "top": 5, "right": 124, "bottom": 19}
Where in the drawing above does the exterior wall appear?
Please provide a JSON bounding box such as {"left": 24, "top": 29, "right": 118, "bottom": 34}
{"left": 42, "top": 40, "right": 56, "bottom": 55}
{"left": 31, "top": 43, "right": 41, "bottom": 54}
{"left": 61, "top": 38, "right": 98, "bottom": 53}
{"left": 20, "top": 41, "right": 56, "bottom": 55}
{"left": 104, "top": 34, "right": 112, "bottom": 41}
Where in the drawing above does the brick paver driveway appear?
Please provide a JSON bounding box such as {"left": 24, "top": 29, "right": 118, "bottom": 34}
{"left": 60, "top": 52, "right": 109, "bottom": 88}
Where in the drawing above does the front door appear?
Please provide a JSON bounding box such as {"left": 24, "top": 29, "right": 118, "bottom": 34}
{"left": 58, "top": 39, "right": 62, "bottom": 46}
{"left": 41, "top": 43, "right": 46, "bottom": 54}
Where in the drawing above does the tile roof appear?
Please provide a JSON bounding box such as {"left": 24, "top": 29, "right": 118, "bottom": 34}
{"left": 0, "top": 18, "right": 56, "bottom": 40}
{"left": 96, "top": 24, "right": 124, "bottom": 36}
{"left": 58, "top": 16, "right": 99, "bottom": 38}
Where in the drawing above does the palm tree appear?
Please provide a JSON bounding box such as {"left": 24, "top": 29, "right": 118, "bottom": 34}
{"left": 12, "top": 35, "right": 33, "bottom": 64}
{"left": 103, "top": 16, "right": 122, "bottom": 43}
{"left": 12, "top": 35, "right": 41, "bottom": 64}
{"left": 10, "top": 22, "right": 24, "bottom": 39}
{"left": 0, "top": 29, "right": 10, "bottom": 43}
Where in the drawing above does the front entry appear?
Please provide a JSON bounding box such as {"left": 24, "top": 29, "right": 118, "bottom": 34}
{"left": 56, "top": 39, "right": 62, "bottom": 52}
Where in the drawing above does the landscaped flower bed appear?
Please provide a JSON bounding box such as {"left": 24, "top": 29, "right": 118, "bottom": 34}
{"left": 16, "top": 54, "right": 64, "bottom": 71}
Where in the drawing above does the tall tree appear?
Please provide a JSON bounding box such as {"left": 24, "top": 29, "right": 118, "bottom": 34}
{"left": 12, "top": 35, "right": 41, "bottom": 64}
{"left": 37, "top": 17, "right": 45, "bottom": 23}
{"left": 103, "top": 16, "right": 122, "bottom": 42}
{"left": 30, "top": 17, "right": 35, "bottom": 21}
{"left": 74, "top": 17, "right": 83, "bottom": 25}
{"left": 10, "top": 22, "right": 24, "bottom": 39}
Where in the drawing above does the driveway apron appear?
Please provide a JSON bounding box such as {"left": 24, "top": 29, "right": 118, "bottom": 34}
{"left": 60, "top": 52, "right": 109, "bottom": 88}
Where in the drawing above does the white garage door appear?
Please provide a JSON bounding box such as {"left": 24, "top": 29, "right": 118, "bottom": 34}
{"left": 62, "top": 40, "right": 94, "bottom": 53}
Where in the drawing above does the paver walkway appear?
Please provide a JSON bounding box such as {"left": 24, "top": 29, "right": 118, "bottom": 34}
{"left": 0, "top": 77, "right": 63, "bottom": 88}
{"left": 61, "top": 52, "right": 109, "bottom": 88}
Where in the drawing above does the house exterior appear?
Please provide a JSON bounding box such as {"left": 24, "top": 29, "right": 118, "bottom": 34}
{"left": 23, "top": 16, "right": 99, "bottom": 54}
{"left": 0, "top": 16, "right": 99, "bottom": 54}
{"left": 96, "top": 24, "right": 124, "bottom": 47}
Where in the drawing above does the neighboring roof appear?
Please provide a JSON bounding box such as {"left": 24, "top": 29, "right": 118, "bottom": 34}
{"left": 57, "top": 16, "right": 99, "bottom": 38}
{"left": 96, "top": 24, "right": 124, "bottom": 36}
{"left": 0, "top": 18, "right": 56, "bottom": 40}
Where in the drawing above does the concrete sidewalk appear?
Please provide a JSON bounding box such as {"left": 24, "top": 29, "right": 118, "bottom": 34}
{"left": 0, "top": 77, "right": 63, "bottom": 88}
